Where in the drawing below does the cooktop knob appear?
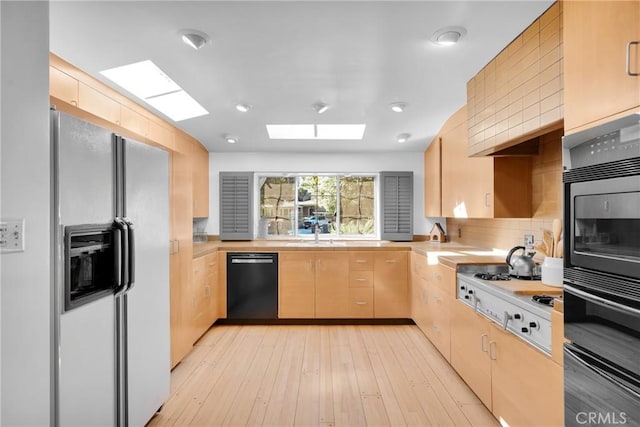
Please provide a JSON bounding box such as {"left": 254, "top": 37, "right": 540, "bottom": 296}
{"left": 468, "top": 289, "right": 474, "bottom": 295}
{"left": 521, "top": 327, "right": 529, "bottom": 333}
{"left": 514, "top": 313, "right": 522, "bottom": 320}
{"left": 529, "top": 321, "right": 538, "bottom": 329}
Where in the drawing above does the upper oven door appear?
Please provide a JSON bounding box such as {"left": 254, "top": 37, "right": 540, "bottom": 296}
{"left": 569, "top": 175, "right": 640, "bottom": 280}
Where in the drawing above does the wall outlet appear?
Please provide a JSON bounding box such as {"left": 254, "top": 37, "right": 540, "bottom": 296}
{"left": 1, "top": 218, "right": 25, "bottom": 253}
{"left": 524, "top": 234, "right": 534, "bottom": 248}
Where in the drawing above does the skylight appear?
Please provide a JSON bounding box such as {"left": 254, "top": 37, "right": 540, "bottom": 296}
{"left": 266, "top": 124, "right": 366, "bottom": 140}
{"left": 100, "top": 60, "right": 208, "bottom": 122}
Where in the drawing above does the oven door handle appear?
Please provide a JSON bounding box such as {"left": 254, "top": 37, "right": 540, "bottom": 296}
{"left": 564, "top": 345, "right": 640, "bottom": 400}
{"left": 564, "top": 285, "right": 640, "bottom": 316}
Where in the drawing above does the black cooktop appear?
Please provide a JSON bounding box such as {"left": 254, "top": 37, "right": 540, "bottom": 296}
{"left": 473, "top": 273, "right": 542, "bottom": 281}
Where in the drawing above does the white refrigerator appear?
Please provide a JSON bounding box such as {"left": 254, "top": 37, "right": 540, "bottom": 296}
{"left": 52, "top": 110, "right": 170, "bottom": 426}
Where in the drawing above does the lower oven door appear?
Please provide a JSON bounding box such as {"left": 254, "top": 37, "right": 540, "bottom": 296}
{"left": 564, "top": 344, "right": 640, "bottom": 427}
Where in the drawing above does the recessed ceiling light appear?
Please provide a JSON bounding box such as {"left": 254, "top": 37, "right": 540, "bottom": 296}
{"left": 312, "top": 102, "right": 330, "bottom": 114}
{"left": 397, "top": 133, "right": 411, "bottom": 143}
{"left": 224, "top": 135, "right": 238, "bottom": 144}
{"left": 179, "top": 29, "right": 210, "bottom": 50}
{"left": 390, "top": 102, "right": 407, "bottom": 113}
{"left": 430, "top": 26, "right": 467, "bottom": 46}
{"left": 100, "top": 60, "right": 208, "bottom": 122}
{"left": 235, "top": 103, "right": 251, "bottom": 113}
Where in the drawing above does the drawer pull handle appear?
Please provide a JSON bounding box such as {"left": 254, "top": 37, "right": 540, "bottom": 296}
{"left": 356, "top": 259, "right": 368, "bottom": 263}
{"left": 489, "top": 341, "right": 497, "bottom": 360}
{"left": 355, "top": 278, "right": 367, "bottom": 282}
{"left": 626, "top": 41, "right": 639, "bottom": 76}
{"left": 356, "top": 301, "right": 368, "bottom": 305}
{"left": 385, "top": 259, "right": 397, "bottom": 263}
{"left": 480, "top": 333, "right": 488, "bottom": 352}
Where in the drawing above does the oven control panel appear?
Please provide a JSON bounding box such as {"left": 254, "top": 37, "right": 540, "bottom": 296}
{"left": 457, "top": 276, "right": 552, "bottom": 354}
{"left": 563, "top": 114, "right": 640, "bottom": 169}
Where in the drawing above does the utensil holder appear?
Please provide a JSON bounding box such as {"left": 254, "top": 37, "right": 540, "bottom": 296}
{"left": 541, "top": 257, "right": 563, "bottom": 287}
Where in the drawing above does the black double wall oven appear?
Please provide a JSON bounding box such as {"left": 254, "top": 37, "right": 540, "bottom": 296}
{"left": 563, "top": 113, "right": 640, "bottom": 426}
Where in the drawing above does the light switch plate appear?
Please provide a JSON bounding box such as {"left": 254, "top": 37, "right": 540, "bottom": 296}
{"left": 1, "top": 218, "right": 25, "bottom": 253}
{"left": 524, "top": 234, "right": 534, "bottom": 248}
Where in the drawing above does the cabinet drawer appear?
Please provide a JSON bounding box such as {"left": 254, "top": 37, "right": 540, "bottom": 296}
{"left": 349, "top": 271, "right": 373, "bottom": 288}
{"left": 430, "top": 264, "right": 456, "bottom": 297}
{"left": 349, "top": 252, "right": 374, "bottom": 271}
{"left": 348, "top": 288, "right": 374, "bottom": 318}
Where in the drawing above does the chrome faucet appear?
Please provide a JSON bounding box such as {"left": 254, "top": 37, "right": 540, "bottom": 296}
{"left": 314, "top": 224, "right": 320, "bottom": 243}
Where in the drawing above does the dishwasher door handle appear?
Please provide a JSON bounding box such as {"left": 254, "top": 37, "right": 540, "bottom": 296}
{"left": 231, "top": 258, "right": 274, "bottom": 264}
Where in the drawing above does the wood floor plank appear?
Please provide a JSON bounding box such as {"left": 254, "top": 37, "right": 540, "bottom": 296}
{"left": 221, "top": 326, "right": 284, "bottom": 426}
{"left": 359, "top": 326, "right": 409, "bottom": 427}
{"left": 246, "top": 327, "right": 290, "bottom": 426}
{"left": 318, "top": 326, "right": 335, "bottom": 425}
{"left": 190, "top": 326, "right": 267, "bottom": 425}
{"left": 293, "top": 326, "right": 321, "bottom": 426}
{"left": 330, "top": 326, "right": 367, "bottom": 427}
{"left": 148, "top": 326, "right": 247, "bottom": 426}
{"left": 392, "top": 327, "right": 472, "bottom": 427}
{"left": 382, "top": 326, "right": 455, "bottom": 426}
{"left": 153, "top": 324, "right": 499, "bottom": 427}
{"left": 362, "top": 326, "right": 431, "bottom": 426}
{"left": 261, "top": 326, "right": 306, "bottom": 426}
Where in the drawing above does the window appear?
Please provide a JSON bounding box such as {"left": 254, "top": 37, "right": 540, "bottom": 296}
{"left": 257, "top": 174, "right": 377, "bottom": 239}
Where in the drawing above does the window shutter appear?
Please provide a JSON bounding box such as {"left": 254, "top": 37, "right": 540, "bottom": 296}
{"left": 380, "top": 171, "right": 413, "bottom": 241}
{"left": 219, "top": 172, "right": 253, "bottom": 240}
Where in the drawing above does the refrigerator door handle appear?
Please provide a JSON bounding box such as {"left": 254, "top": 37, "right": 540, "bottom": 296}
{"left": 123, "top": 218, "right": 135, "bottom": 292}
{"left": 114, "top": 218, "right": 129, "bottom": 297}
{"left": 113, "top": 227, "right": 123, "bottom": 291}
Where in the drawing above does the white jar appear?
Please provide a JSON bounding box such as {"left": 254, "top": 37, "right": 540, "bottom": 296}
{"left": 541, "top": 257, "right": 563, "bottom": 287}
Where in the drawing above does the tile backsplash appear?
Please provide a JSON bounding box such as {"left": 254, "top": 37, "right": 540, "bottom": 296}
{"left": 446, "top": 129, "right": 563, "bottom": 259}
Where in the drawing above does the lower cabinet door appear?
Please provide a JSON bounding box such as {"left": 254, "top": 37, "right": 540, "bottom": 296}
{"left": 279, "top": 252, "right": 316, "bottom": 318}
{"left": 315, "top": 253, "right": 350, "bottom": 318}
{"left": 490, "top": 324, "right": 564, "bottom": 427}
{"left": 348, "top": 287, "right": 374, "bottom": 318}
{"left": 450, "top": 299, "right": 493, "bottom": 409}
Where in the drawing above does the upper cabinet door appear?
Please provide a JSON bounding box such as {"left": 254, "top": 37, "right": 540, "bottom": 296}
{"left": 564, "top": 0, "right": 640, "bottom": 133}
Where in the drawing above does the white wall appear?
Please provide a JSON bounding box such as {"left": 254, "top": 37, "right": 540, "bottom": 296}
{"left": 0, "top": 1, "right": 51, "bottom": 425}
{"left": 206, "top": 152, "right": 443, "bottom": 237}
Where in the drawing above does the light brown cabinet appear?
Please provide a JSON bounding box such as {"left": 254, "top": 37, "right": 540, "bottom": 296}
{"left": 411, "top": 253, "right": 455, "bottom": 361}
{"left": 467, "top": 2, "right": 564, "bottom": 156}
{"left": 563, "top": 0, "right": 640, "bottom": 133}
{"left": 373, "top": 251, "right": 409, "bottom": 318}
{"left": 450, "top": 299, "right": 564, "bottom": 426}
{"left": 191, "top": 252, "right": 220, "bottom": 342}
{"left": 440, "top": 106, "right": 532, "bottom": 219}
{"left": 191, "top": 142, "right": 210, "bottom": 218}
{"left": 315, "top": 253, "right": 350, "bottom": 318}
{"left": 423, "top": 138, "right": 441, "bottom": 217}
{"left": 278, "top": 252, "right": 318, "bottom": 318}
{"left": 450, "top": 300, "right": 493, "bottom": 408}
{"left": 279, "top": 250, "right": 409, "bottom": 319}
{"left": 169, "top": 147, "right": 194, "bottom": 367}
{"left": 50, "top": 66, "right": 79, "bottom": 106}
{"left": 279, "top": 251, "right": 350, "bottom": 318}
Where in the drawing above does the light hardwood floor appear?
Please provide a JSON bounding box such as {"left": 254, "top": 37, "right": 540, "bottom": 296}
{"left": 148, "top": 325, "right": 498, "bottom": 427}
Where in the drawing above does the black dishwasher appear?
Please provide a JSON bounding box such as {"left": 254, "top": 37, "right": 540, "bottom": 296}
{"left": 227, "top": 253, "right": 278, "bottom": 319}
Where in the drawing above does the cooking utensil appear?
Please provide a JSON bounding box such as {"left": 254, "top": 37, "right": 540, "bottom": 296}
{"left": 556, "top": 239, "right": 564, "bottom": 258}
{"left": 534, "top": 242, "right": 548, "bottom": 257}
{"left": 543, "top": 229, "right": 554, "bottom": 259}
{"left": 552, "top": 219, "right": 562, "bottom": 257}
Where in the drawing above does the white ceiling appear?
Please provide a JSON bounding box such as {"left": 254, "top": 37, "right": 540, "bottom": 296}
{"left": 49, "top": 1, "right": 554, "bottom": 153}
